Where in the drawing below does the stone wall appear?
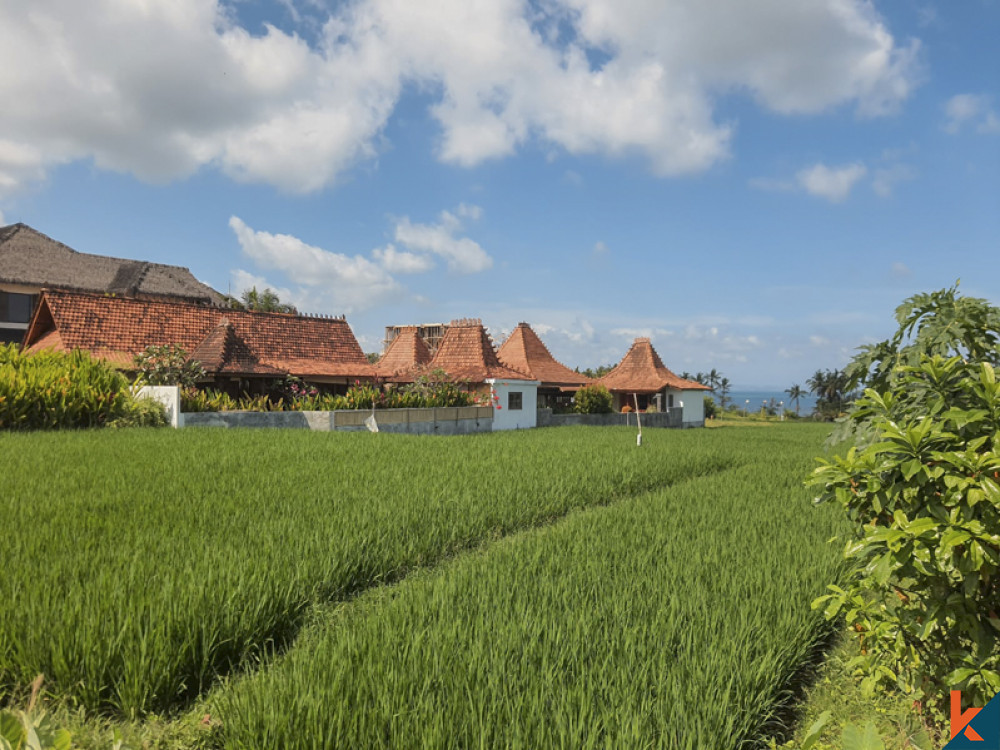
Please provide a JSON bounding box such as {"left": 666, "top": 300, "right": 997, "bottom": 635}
{"left": 181, "top": 406, "right": 493, "bottom": 435}
{"left": 536, "top": 408, "right": 692, "bottom": 429}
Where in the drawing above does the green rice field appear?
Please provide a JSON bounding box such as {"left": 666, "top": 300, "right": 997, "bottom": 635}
{"left": 0, "top": 423, "right": 844, "bottom": 748}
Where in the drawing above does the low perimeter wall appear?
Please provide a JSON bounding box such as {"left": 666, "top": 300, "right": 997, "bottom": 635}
{"left": 181, "top": 406, "right": 493, "bottom": 435}
{"left": 536, "top": 408, "right": 691, "bottom": 429}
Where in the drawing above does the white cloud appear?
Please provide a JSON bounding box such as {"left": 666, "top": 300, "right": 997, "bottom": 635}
{"left": 229, "top": 216, "right": 399, "bottom": 312}
{"left": 890, "top": 261, "right": 912, "bottom": 278}
{"left": 809, "top": 335, "right": 830, "bottom": 346}
{"left": 796, "top": 162, "right": 868, "bottom": 202}
{"left": 456, "top": 203, "right": 483, "bottom": 221}
{"left": 872, "top": 163, "right": 917, "bottom": 197}
{"left": 592, "top": 240, "right": 609, "bottom": 256}
{"left": 944, "top": 94, "right": 1000, "bottom": 135}
{"left": 0, "top": 0, "right": 921, "bottom": 195}
{"left": 372, "top": 245, "right": 435, "bottom": 274}
{"left": 393, "top": 210, "right": 493, "bottom": 273}
{"left": 0, "top": 209, "right": 5, "bottom": 226}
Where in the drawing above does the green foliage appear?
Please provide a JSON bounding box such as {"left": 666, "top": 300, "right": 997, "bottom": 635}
{"left": 239, "top": 287, "right": 297, "bottom": 314}
{"left": 0, "top": 677, "right": 72, "bottom": 750}
{"left": 574, "top": 383, "right": 613, "bottom": 413}
{"left": 704, "top": 394, "right": 718, "bottom": 418}
{"left": 212, "top": 425, "right": 843, "bottom": 748}
{"left": 578, "top": 364, "right": 613, "bottom": 379}
{"left": 811, "top": 356, "right": 1000, "bottom": 712}
{"left": 0, "top": 344, "right": 147, "bottom": 430}
{"left": 845, "top": 283, "right": 1000, "bottom": 395}
{"left": 132, "top": 344, "right": 205, "bottom": 389}
{"left": 812, "top": 285, "right": 1000, "bottom": 716}
{"left": 807, "top": 369, "right": 854, "bottom": 420}
{"left": 4, "top": 426, "right": 786, "bottom": 717}
{"left": 0, "top": 709, "right": 72, "bottom": 750}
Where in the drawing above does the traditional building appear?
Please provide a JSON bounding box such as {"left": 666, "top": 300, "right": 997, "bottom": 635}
{"left": 375, "top": 325, "right": 433, "bottom": 377}
{"left": 496, "top": 322, "right": 591, "bottom": 409}
{"left": 0, "top": 223, "right": 222, "bottom": 345}
{"left": 599, "top": 337, "right": 710, "bottom": 426}
{"left": 389, "top": 319, "right": 539, "bottom": 430}
{"left": 22, "top": 289, "right": 373, "bottom": 392}
{"left": 383, "top": 323, "right": 448, "bottom": 356}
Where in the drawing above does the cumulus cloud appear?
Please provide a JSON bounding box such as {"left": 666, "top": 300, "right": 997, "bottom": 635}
{"left": 393, "top": 210, "right": 492, "bottom": 273}
{"left": 872, "top": 163, "right": 917, "bottom": 197}
{"left": 796, "top": 162, "right": 868, "bottom": 202}
{"left": 372, "top": 245, "right": 435, "bottom": 274}
{"left": 229, "top": 216, "right": 399, "bottom": 312}
{"left": 0, "top": 0, "right": 920, "bottom": 195}
{"left": 944, "top": 94, "right": 1000, "bottom": 135}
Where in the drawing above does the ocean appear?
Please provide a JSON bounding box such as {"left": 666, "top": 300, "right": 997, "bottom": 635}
{"left": 712, "top": 390, "right": 818, "bottom": 416}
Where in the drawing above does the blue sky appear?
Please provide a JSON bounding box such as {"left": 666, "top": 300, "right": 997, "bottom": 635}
{"left": 1, "top": 0, "right": 997, "bottom": 388}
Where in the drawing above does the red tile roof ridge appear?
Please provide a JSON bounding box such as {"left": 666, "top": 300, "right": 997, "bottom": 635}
{"left": 598, "top": 337, "right": 710, "bottom": 393}
{"left": 24, "top": 289, "right": 373, "bottom": 379}
{"left": 376, "top": 325, "right": 433, "bottom": 376}
{"left": 497, "top": 322, "right": 592, "bottom": 387}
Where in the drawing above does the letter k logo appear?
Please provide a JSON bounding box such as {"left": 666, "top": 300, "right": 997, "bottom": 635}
{"left": 953, "top": 690, "right": 984, "bottom": 741}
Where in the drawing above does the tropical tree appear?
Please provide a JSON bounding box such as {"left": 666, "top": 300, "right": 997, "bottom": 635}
{"left": 717, "top": 377, "right": 732, "bottom": 410}
{"left": 240, "top": 286, "right": 297, "bottom": 314}
{"left": 784, "top": 384, "right": 805, "bottom": 416}
{"left": 845, "top": 282, "right": 1000, "bottom": 394}
{"left": 806, "top": 368, "right": 852, "bottom": 419}
{"left": 706, "top": 368, "right": 721, "bottom": 393}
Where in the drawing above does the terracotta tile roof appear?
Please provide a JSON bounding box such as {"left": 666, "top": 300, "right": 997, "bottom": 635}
{"left": 423, "top": 318, "right": 532, "bottom": 382}
{"left": 599, "top": 337, "right": 711, "bottom": 394}
{"left": 0, "top": 223, "right": 223, "bottom": 304}
{"left": 23, "top": 289, "right": 373, "bottom": 380}
{"left": 497, "top": 323, "right": 592, "bottom": 388}
{"left": 375, "top": 326, "right": 432, "bottom": 376}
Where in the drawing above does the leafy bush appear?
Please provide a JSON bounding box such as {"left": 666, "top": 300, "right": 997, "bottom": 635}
{"left": 811, "top": 356, "right": 1000, "bottom": 712}
{"left": 574, "top": 384, "right": 612, "bottom": 414}
{"left": 811, "top": 284, "right": 1000, "bottom": 717}
{"left": 132, "top": 344, "right": 205, "bottom": 389}
{"left": 0, "top": 344, "right": 149, "bottom": 430}
{"left": 704, "top": 395, "right": 717, "bottom": 419}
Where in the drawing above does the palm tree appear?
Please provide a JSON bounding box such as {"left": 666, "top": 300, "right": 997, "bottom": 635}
{"left": 784, "top": 384, "right": 805, "bottom": 416}
{"left": 707, "top": 368, "right": 722, "bottom": 393}
{"left": 241, "top": 286, "right": 297, "bottom": 314}
{"left": 718, "top": 377, "right": 732, "bottom": 410}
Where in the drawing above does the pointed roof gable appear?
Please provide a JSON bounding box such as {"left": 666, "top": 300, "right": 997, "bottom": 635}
{"left": 497, "top": 323, "right": 592, "bottom": 388}
{"left": 428, "top": 319, "right": 531, "bottom": 382}
{"left": 376, "top": 326, "right": 432, "bottom": 376}
{"left": 599, "top": 338, "right": 710, "bottom": 393}
{"left": 0, "top": 223, "right": 223, "bottom": 303}
{"left": 23, "top": 289, "right": 373, "bottom": 379}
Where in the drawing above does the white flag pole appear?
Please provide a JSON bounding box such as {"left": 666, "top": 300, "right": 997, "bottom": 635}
{"left": 633, "top": 393, "right": 642, "bottom": 447}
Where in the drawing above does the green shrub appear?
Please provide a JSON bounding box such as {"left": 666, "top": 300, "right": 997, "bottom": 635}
{"left": 574, "top": 384, "right": 613, "bottom": 414}
{"left": 132, "top": 344, "right": 205, "bottom": 388}
{"left": 0, "top": 344, "right": 144, "bottom": 430}
{"left": 810, "top": 356, "right": 1000, "bottom": 713}
{"left": 704, "top": 394, "right": 717, "bottom": 419}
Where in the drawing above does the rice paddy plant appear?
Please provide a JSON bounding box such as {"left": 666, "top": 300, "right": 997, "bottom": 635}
{"left": 0, "top": 424, "right": 792, "bottom": 718}
{"left": 212, "top": 426, "right": 845, "bottom": 749}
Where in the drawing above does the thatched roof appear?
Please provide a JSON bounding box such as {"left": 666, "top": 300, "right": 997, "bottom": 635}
{"left": 0, "top": 223, "right": 222, "bottom": 304}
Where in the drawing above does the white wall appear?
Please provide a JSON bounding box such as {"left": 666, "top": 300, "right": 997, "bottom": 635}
{"left": 486, "top": 379, "right": 539, "bottom": 430}
{"left": 674, "top": 388, "right": 705, "bottom": 426}
{"left": 137, "top": 385, "right": 180, "bottom": 428}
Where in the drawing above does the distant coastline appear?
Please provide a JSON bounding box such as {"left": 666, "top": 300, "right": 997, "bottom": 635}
{"left": 712, "top": 390, "right": 818, "bottom": 416}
